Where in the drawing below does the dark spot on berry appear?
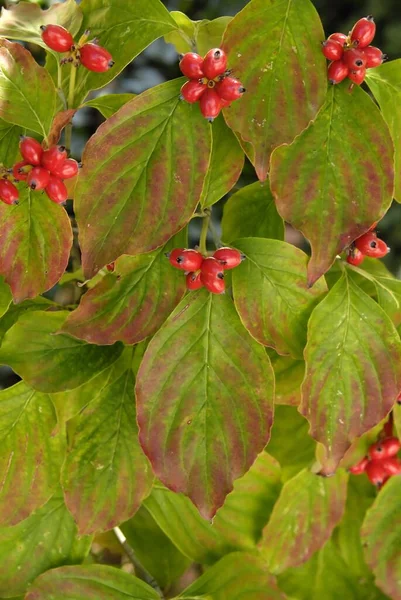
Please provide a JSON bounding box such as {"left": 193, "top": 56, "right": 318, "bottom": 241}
{"left": 40, "top": 25, "right": 46, "bottom": 31}
{"left": 108, "top": 60, "right": 115, "bottom": 67}
{"left": 214, "top": 50, "right": 221, "bottom": 58}
{"left": 356, "top": 59, "right": 363, "bottom": 66}
{"left": 369, "top": 241, "right": 377, "bottom": 248}
{"left": 176, "top": 256, "right": 183, "bottom": 263}
{"left": 217, "top": 272, "right": 224, "bottom": 280}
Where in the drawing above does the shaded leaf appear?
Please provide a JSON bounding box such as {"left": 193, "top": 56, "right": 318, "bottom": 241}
{"left": 233, "top": 238, "right": 326, "bottom": 358}
{"left": 270, "top": 85, "right": 394, "bottom": 285}
{"left": 268, "top": 351, "right": 304, "bottom": 406}
{"left": 82, "top": 93, "right": 136, "bottom": 118}
{"left": 260, "top": 469, "right": 348, "bottom": 574}
{"left": 221, "top": 0, "right": 327, "bottom": 180}
{"left": 164, "top": 12, "right": 231, "bottom": 56}
{"left": 75, "top": 79, "right": 211, "bottom": 277}
{"left": 301, "top": 271, "right": 401, "bottom": 473}
{"left": 0, "top": 492, "right": 91, "bottom": 597}
{"left": 0, "top": 118, "right": 24, "bottom": 166}
{"left": 61, "top": 230, "right": 187, "bottom": 345}
{"left": 0, "top": 275, "right": 12, "bottom": 319}
{"left": 0, "top": 311, "right": 124, "bottom": 392}
{"left": 136, "top": 289, "right": 274, "bottom": 519}
{"left": 25, "top": 564, "right": 159, "bottom": 600}
{"left": 222, "top": 181, "right": 284, "bottom": 243}
{"left": 0, "top": 296, "right": 55, "bottom": 347}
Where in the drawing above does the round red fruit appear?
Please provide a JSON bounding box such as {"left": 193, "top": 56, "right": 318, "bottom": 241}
{"left": 202, "top": 48, "right": 227, "bottom": 80}
{"left": 180, "top": 80, "right": 207, "bottom": 103}
{"left": 346, "top": 247, "right": 364, "bottom": 266}
{"left": 351, "top": 16, "right": 376, "bottom": 49}
{"left": 45, "top": 175, "right": 68, "bottom": 204}
{"left": 168, "top": 248, "right": 203, "bottom": 272}
{"left": 354, "top": 232, "right": 389, "bottom": 257}
{"left": 349, "top": 456, "right": 369, "bottom": 475}
{"left": 186, "top": 271, "right": 203, "bottom": 291}
{"left": 41, "top": 146, "right": 67, "bottom": 173}
{"left": 215, "top": 77, "right": 246, "bottom": 101}
{"left": 200, "top": 257, "right": 225, "bottom": 294}
{"left": 369, "top": 437, "right": 401, "bottom": 460}
{"left": 79, "top": 43, "right": 114, "bottom": 73}
{"left": 54, "top": 158, "right": 79, "bottom": 179}
{"left": 366, "top": 460, "right": 389, "bottom": 487}
{"left": 344, "top": 48, "right": 366, "bottom": 69}
{"left": 12, "top": 160, "right": 29, "bottom": 181}
{"left": 19, "top": 136, "right": 43, "bottom": 165}
{"left": 322, "top": 39, "right": 344, "bottom": 61}
{"left": 0, "top": 179, "right": 19, "bottom": 205}
{"left": 328, "top": 60, "right": 349, "bottom": 84}
{"left": 106, "top": 262, "right": 115, "bottom": 272}
{"left": 27, "top": 167, "right": 50, "bottom": 191}
{"left": 348, "top": 67, "right": 366, "bottom": 85}
{"left": 329, "top": 32, "right": 348, "bottom": 45}
{"left": 40, "top": 24, "right": 74, "bottom": 53}
{"left": 381, "top": 457, "right": 401, "bottom": 475}
{"left": 363, "top": 46, "right": 386, "bottom": 68}
{"left": 213, "top": 247, "right": 243, "bottom": 269}
{"left": 199, "top": 88, "right": 222, "bottom": 121}
{"left": 179, "top": 52, "right": 204, "bottom": 79}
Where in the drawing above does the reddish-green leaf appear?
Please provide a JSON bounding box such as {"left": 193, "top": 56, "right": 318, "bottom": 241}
{"left": 270, "top": 85, "right": 394, "bottom": 285}
{"left": 0, "top": 275, "right": 11, "bottom": 319}
{"left": 232, "top": 238, "right": 327, "bottom": 358}
{"left": 222, "top": 181, "right": 284, "bottom": 243}
{"left": 0, "top": 188, "right": 72, "bottom": 303}
{"left": 260, "top": 469, "right": 348, "bottom": 573}
{"left": 361, "top": 476, "right": 401, "bottom": 599}
{"left": 0, "top": 311, "right": 123, "bottom": 392}
{"left": 0, "top": 381, "right": 63, "bottom": 527}
{"left": 269, "top": 351, "right": 304, "bottom": 406}
{"left": 75, "top": 79, "right": 211, "bottom": 278}
{"left": 0, "top": 492, "right": 91, "bottom": 597}
{"left": 82, "top": 94, "right": 136, "bottom": 118}
{"left": 221, "top": 0, "right": 327, "bottom": 180}
{"left": 61, "top": 230, "right": 187, "bottom": 345}
{"left": 61, "top": 369, "right": 153, "bottom": 535}
{"left": 301, "top": 271, "right": 401, "bottom": 474}
{"left": 0, "top": 118, "right": 24, "bottom": 166}
{"left": 25, "top": 565, "right": 159, "bottom": 600}
{"left": 136, "top": 289, "right": 274, "bottom": 519}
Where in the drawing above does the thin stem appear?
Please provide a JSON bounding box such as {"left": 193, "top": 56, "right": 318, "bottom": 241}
{"left": 65, "top": 62, "right": 77, "bottom": 152}
{"left": 199, "top": 210, "right": 211, "bottom": 255}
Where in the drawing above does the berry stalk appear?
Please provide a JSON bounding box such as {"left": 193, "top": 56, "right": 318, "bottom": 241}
{"left": 65, "top": 61, "right": 77, "bottom": 152}
{"left": 198, "top": 210, "right": 211, "bottom": 255}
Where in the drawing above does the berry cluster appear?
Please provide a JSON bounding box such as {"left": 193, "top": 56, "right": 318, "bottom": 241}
{"left": 167, "top": 247, "right": 244, "bottom": 294}
{"left": 11, "top": 136, "right": 79, "bottom": 204}
{"left": 179, "top": 48, "right": 245, "bottom": 121}
{"left": 350, "top": 434, "right": 401, "bottom": 487}
{"left": 346, "top": 225, "right": 389, "bottom": 266}
{"left": 322, "top": 16, "right": 386, "bottom": 86}
{"left": 41, "top": 24, "right": 114, "bottom": 73}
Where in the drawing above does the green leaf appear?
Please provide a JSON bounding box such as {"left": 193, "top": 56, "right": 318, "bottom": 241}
{"left": 221, "top": 181, "right": 284, "bottom": 243}
{"left": 270, "top": 86, "right": 394, "bottom": 285}
{"left": 221, "top": 0, "right": 327, "bottom": 181}
{"left": 0, "top": 119, "right": 24, "bottom": 166}
{"left": 60, "top": 231, "right": 187, "bottom": 345}
{"left": 72, "top": 0, "right": 177, "bottom": 104}
{"left": 0, "top": 491, "right": 91, "bottom": 597}
{"left": 269, "top": 351, "right": 304, "bottom": 406}
{"left": 82, "top": 93, "right": 136, "bottom": 118}
{"left": 61, "top": 369, "right": 153, "bottom": 535}
{"left": 0, "top": 276, "right": 11, "bottom": 319}
{"left": 121, "top": 505, "right": 191, "bottom": 591}
{"left": 136, "top": 289, "right": 274, "bottom": 519}
{"left": 233, "top": 238, "right": 327, "bottom": 358}
{"left": 75, "top": 79, "right": 211, "bottom": 278}
{"left": 0, "top": 311, "right": 124, "bottom": 392}
{"left": 0, "top": 296, "right": 54, "bottom": 347}
{"left": 361, "top": 476, "right": 401, "bottom": 599}
{"left": 301, "top": 271, "right": 401, "bottom": 473}
{"left": 260, "top": 469, "right": 348, "bottom": 574}
{"left": 179, "top": 552, "right": 285, "bottom": 600}
{"left": 0, "top": 381, "right": 63, "bottom": 527}
{"left": 366, "top": 60, "right": 401, "bottom": 203}
{"left": 25, "top": 564, "right": 159, "bottom": 600}
{"left": 164, "top": 12, "right": 231, "bottom": 56}
{"left": 0, "top": 39, "right": 56, "bottom": 138}
{"left": 0, "top": 188, "right": 72, "bottom": 303}
{"left": 200, "top": 115, "right": 244, "bottom": 209}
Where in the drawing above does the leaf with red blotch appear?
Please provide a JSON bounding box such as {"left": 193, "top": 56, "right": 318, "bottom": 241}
{"left": 260, "top": 468, "right": 348, "bottom": 573}
{"left": 270, "top": 85, "right": 394, "bottom": 286}
{"left": 301, "top": 271, "right": 401, "bottom": 474}
{"left": 136, "top": 289, "right": 274, "bottom": 520}
{"left": 75, "top": 78, "right": 211, "bottom": 278}
{"left": 0, "top": 188, "right": 72, "bottom": 303}
{"left": 221, "top": 0, "right": 327, "bottom": 181}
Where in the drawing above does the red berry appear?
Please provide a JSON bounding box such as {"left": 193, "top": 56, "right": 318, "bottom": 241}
{"left": 344, "top": 48, "right": 367, "bottom": 69}
{"left": 213, "top": 247, "right": 244, "bottom": 269}
{"left": 40, "top": 24, "right": 74, "bottom": 53}
{"left": 200, "top": 258, "right": 225, "bottom": 294}
{"left": 348, "top": 67, "right": 366, "bottom": 85}
{"left": 322, "top": 39, "right": 344, "bottom": 61}
{"left": 12, "top": 160, "right": 29, "bottom": 181}
{"left": 79, "top": 43, "right": 114, "bottom": 73}
{"left": 381, "top": 457, "right": 401, "bottom": 475}
{"left": 54, "top": 158, "right": 79, "bottom": 179}
{"left": 0, "top": 179, "right": 19, "bottom": 205}
{"left": 354, "top": 232, "right": 389, "bottom": 257}
{"left": 363, "top": 46, "right": 386, "bottom": 68}
{"left": 328, "top": 60, "right": 349, "bottom": 84}
{"left": 168, "top": 248, "right": 203, "bottom": 272}
{"left": 27, "top": 167, "right": 50, "bottom": 191}
{"left": 351, "top": 16, "right": 376, "bottom": 49}
{"left": 19, "top": 136, "right": 43, "bottom": 165}
{"left": 202, "top": 48, "right": 227, "bottom": 80}
{"left": 180, "top": 80, "right": 207, "bottom": 103}
{"left": 186, "top": 271, "right": 203, "bottom": 291}
{"left": 45, "top": 174, "right": 68, "bottom": 204}
{"left": 106, "top": 262, "right": 115, "bottom": 272}
{"left": 199, "top": 88, "right": 222, "bottom": 121}
{"left": 41, "top": 146, "right": 67, "bottom": 173}
{"left": 220, "top": 98, "right": 232, "bottom": 108}
{"left": 179, "top": 53, "right": 204, "bottom": 79}
{"left": 346, "top": 247, "right": 364, "bottom": 266}
{"left": 366, "top": 460, "right": 389, "bottom": 487}
{"left": 329, "top": 32, "right": 348, "bottom": 45}
{"left": 349, "top": 456, "right": 369, "bottom": 475}
{"left": 215, "top": 77, "right": 246, "bottom": 101}
{"left": 369, "top": 437, "right": 401, "bottom": 460}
